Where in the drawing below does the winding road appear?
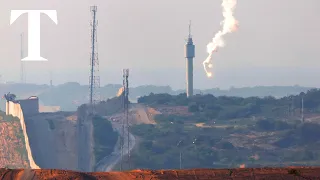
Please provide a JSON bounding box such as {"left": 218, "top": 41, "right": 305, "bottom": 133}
{"left": 95, "top": 117, "right": 136, "bottom": 172}
{"left": 95, "top": 104, "right": 156, "bottom": 172}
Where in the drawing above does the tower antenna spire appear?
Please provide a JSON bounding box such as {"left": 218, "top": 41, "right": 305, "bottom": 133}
{"left": 185, "top": 21, "right": 195, "bottom": 98}
{"left": 20, "top": 33, "right": 25, "bottom": 83}
{"left": 188, "top": 20, "right": 192, "bottom": 38}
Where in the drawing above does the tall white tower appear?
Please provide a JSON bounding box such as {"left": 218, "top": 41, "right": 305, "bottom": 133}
{"left": 184, "top": 21, "right": 195, "bottom": 97}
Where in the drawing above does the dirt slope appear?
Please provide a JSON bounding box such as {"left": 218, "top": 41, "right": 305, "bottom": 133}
{"left": 0, "top": 167, "right": 320, "bottom": 179}
{"left": 0, "top": 117, "right": 29, "bottom": 169}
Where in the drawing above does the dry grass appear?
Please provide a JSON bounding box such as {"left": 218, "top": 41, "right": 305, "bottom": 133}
{"left": 0, "top": 117, "right": 29, "bottom": 168}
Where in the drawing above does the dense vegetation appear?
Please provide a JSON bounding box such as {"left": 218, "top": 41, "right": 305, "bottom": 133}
{"left": 138, "top": 89, "right": 320, "bottom": 120}
{"left": 77, "top": 104, "right": 118, "bottom": 170}
{"left": 92, "top": 115, "right": 118, "bottom": 164}
{"left": 0, "top": 111, "right": 20, "bottom": 122}
{"left": 129, "top": 89, "right": 320, "bottom": 169}
{"left": 130, "top": 118, "right": 320, "bottom": 169}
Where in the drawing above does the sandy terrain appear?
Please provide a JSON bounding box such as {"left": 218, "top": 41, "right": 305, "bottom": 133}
{"left": 131, "top": 104, "right": 157, "bottom": 124}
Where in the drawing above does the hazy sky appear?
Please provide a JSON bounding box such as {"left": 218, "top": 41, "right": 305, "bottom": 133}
{"left": 0, "top": 0, "right": 319, "bottom": 89}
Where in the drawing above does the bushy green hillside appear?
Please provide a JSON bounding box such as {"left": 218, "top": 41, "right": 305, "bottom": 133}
{"left": 128, "top": 89, "right": 320, "bottom": 169}
{"left": 92, "top": 115, "right": 118, "bottom": 164}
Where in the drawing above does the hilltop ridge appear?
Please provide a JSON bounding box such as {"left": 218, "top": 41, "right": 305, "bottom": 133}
{"left": 0, "top": 83, "right": 313, "bottom": 111}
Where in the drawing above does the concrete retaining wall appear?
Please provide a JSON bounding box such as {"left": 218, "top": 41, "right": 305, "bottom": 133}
{"left": 77, "top": 115, "right": 94, "bottom": 172}
{"left": 5, "top": 101, "right": 40, "bottom": 169}
{"left": 25, "top": 112, "right": 79, "bottom": 170}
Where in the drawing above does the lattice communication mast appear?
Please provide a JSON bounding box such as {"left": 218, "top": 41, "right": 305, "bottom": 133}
{"left": 120, "top": 69, "right": 130, "bottom": 170}
{"left": 20, "top": 33, "right": 26, "bottom": 83}
{"left": 89, "top": 5, "right": 100, "bottom": 112}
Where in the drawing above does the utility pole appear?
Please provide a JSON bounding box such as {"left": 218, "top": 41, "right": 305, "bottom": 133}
{"left": 50, "top": 71, "right": 53, "bottom": 87}
{"left": 20, "top": 33, "right": 26, "bottom": 83}
{"left": 291, "top": 96, "right": 294, "bottom": 117}
{"left": 301, "top": 97, "right": 304, "bottom": 122}
{"left": 125, "top": 69, "right": 130, "bottom": 169}
{"left": 177, "top": 140, "right": 183, "bottom": 169}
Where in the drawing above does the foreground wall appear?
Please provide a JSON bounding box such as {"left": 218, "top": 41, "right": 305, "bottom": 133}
{"left": 5, "top": 101, "right": 40, "bottom": 169}
{"left": 77, "top": 114, "right": 94, "bottom": 172}
{"left": 25, "top": 112, "right": 78, "bottom": 170}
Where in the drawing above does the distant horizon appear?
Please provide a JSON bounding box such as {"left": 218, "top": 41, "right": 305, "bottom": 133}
{"left": 1, "top": 66, "right": 320, "bottom": 90}
{"left": 0, "top": 81, "right": 316, "bottom": 91}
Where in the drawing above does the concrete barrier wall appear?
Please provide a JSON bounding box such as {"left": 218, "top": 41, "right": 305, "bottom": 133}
{"left": 6, "top": 101, "right": 40, "bottom": 169}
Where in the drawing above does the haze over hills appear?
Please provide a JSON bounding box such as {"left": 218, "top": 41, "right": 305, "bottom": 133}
{"left": 0, "top": 82, "right": 314, "bottom": 111}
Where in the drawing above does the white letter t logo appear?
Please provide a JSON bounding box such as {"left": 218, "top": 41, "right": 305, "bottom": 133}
{"left": 10, "top": 10, "right": 58, "bottom": 61}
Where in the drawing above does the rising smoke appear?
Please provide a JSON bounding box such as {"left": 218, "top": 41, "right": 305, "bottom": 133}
{"left": 203, "top": 0, "right": 239, "bottom": 77}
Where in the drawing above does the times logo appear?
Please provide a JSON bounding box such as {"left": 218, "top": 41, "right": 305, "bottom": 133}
{"left": 10, "top": 10, "right": 58, "bottom": 61}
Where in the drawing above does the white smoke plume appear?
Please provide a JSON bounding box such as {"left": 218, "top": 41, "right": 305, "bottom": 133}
{"left": 203, "top": 0, "right": 239, "bottom": 77}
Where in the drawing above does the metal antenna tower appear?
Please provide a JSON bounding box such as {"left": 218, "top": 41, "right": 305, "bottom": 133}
{"left": 301, "top": 97, "right": 304, "bottom": 122}
{"left": 89, "top": 5, "right": 100, "bottom": 113}
{"left": 120, "top": 71, "right": 125, "bottom": 171}
{"left": 50, "top": 72, "right": 53, "bottom": 87}
{"left": 125, "top": 69, "right": 130, "bottom": 169}
{"left": 120, "top": 69, "right": 130, "bottom": 170}
{"left": 20, "top": 33, "right": 26, "bottom": 83}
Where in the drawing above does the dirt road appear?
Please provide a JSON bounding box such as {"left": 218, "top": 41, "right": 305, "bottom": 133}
{"left": 131, "top": 104, "right": 156, "bottom": 124}
{"left": 95, "top": 104, "right": 159, "bottom": 172}
{"left": 95, "top": 117, "right": 136, "bottom": 172}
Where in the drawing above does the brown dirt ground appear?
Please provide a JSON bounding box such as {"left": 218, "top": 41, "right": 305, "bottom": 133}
{"left": 0, "top": 120, "right": 29, "bottom": 169}
{"left": 1, "top": 167, "right": 320, "bottom": 179}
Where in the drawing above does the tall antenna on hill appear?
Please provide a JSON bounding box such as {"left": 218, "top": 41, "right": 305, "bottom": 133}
{"left": 89, "top": 5, "right": 100, "bottom": 113}
{"left": 120, "top": 71, "right": 125, "bottom": 171}
{"left": 20, "top": 33, "right": 26, "bottom": 83}
{"left": 120, "top": 69, "right": 130, "bottom": 170}
{"left": 50, "top": 71, "right": 53, "bottom": 87}
{"left": 125, "top": 69, "right": 130, "bottom": 169}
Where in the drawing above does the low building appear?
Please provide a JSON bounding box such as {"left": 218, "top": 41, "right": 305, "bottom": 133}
{"left": 18, "top": 96, "right": 39, "bottom": 116}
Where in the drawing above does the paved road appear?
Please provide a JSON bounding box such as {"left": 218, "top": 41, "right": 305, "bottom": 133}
{"left": 95, "top": 119, "right": 136, "bottom": 172}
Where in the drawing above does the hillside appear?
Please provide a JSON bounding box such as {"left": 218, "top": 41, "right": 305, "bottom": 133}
{"left": 0, "top": 111, "right": 29, "bottom": 169}
{"left": 0, "top": 167, "right": 320, "bottom": 179}
{"left": 126, "top": 89, "right": 320, "bottom": 170}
